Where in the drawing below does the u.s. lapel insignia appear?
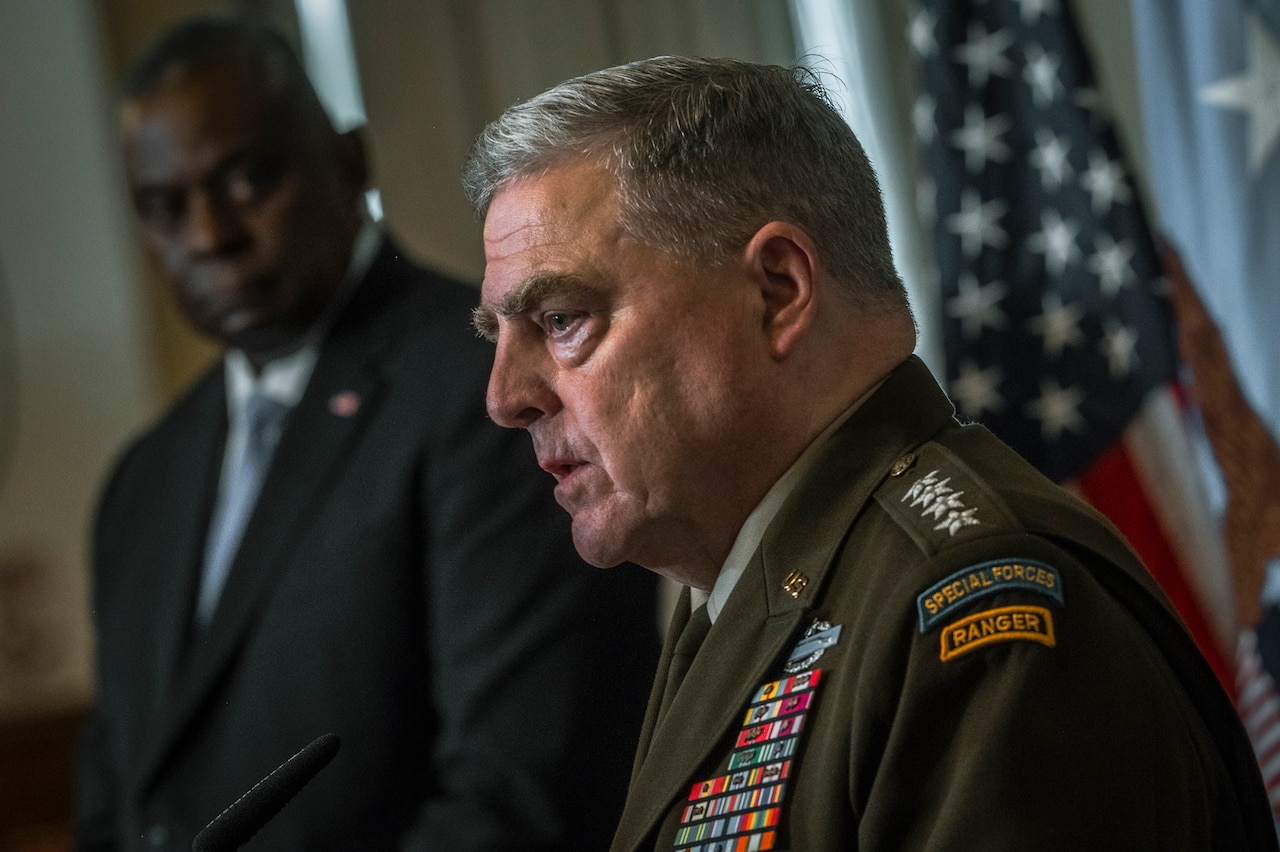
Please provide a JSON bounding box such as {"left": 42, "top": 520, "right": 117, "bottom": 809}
{"left": 783, "top": 619, "right": 842, "bottom": 674}
{"left": 781, "top": 570, "right": 808, "bottom": 598}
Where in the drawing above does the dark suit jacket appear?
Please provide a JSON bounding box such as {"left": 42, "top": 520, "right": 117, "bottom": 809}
{"left": 614, "top": 356, "right": 1275, "bottom": 851}
{"left": 76, "top": 239, "right": 659, "bottom": 852}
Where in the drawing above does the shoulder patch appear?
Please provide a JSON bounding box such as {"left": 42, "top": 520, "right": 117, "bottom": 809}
{"left": 939, "top": 605, "right": 1056, "bottom": 661}
{"left": 917, "top": 558, "right": 1064, "bottom": 632}
{"left": 874, "top": 442, "right": 1022, "bottom": 556}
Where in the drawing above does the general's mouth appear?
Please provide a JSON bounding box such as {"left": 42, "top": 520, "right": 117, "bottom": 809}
{"left": 538, "top": 457, "right": 582, "bottom": 482}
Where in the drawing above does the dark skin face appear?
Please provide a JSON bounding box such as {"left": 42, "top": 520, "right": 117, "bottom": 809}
{"left": 122, "top": 52, "right": 367, "bottom": 369}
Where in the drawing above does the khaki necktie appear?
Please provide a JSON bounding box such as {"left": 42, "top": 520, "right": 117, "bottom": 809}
{"left": 657, "top": 603, "right": 712, "bottom": 723}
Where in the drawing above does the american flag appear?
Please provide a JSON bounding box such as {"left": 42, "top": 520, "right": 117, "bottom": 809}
{"left": 1131, "top": 0, "right": 1280, "bottom": 814}
{"left": 907, "top": 0, "right": 1234, "bottom": 685}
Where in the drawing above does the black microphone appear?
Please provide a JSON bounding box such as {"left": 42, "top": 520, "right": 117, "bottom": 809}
{"left": 192, "top": 733, "right": 340, "bottom": 852}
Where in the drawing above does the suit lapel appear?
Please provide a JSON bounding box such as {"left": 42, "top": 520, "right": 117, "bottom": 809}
{"left": 136, "top": 247, "right": 406, "bottom": 792}
{"left": 167, "top": 354, "right": 384, "bottom": 691}
{"left": 146, "top": 375, "right": 227, "bottom": 714}
{"left": 125, "top": 373, "right": 226, "bottom": 790}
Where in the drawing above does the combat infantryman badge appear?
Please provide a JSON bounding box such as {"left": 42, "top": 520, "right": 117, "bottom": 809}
{"left": 784, "top": 619, "right": 843, "bottom": 674}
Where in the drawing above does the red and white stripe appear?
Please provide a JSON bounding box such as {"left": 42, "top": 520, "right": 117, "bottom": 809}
{"left": 1073, "top": 385, "right": 1236, "bottom": 691}
{"left": 1236, "top": 629, "right": 1280, "bottom": 814}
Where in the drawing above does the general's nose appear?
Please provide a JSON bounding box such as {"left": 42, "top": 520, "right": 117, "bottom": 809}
{"left": 487, "top": 335, "right": 560, "bottom": 429}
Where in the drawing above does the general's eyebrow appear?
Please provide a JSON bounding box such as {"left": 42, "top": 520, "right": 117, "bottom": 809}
{"left": 471, "top": 304, "right": 499, "bottom": 342}
{"left": 471, "top": 273, "right": 595, "bottom": 343}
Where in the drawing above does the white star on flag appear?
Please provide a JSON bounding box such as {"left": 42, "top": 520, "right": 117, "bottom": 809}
{"left": 1088, "top": 233, "right": 1137, "bottom": 297}
{"left": 1200, "top": 10, "right": 1280, "bottom": 175}
{"left": 947, "top": 273, "right": 1009, "bottom": 339}
{"left": 1027, "top": 208, "right": 1082, "bottom": 275}
{"left": 945, "top": 188, "right": 1008, "bottom": 257}
{"left": 951, "top": 105, "right": 1012, "bottom": 173}
{"left": 1100, "top": 319, "right": 1140, "bottom": 379}
{"left": 909, "top": 7, "right": 938, "bottom": 58}
{"left": 1030, "top": 127, "right": 1073, "bottom": 189}
{"left": 952, "top": 360, "right": 1006, "bottom": 417}
{"left": 1079, "top": 148, "right": 1132, "bottom": 214}
{"left": 1024, "top": 44, "right": 1064, "bottom": 107}
{"left": 954, "top": 23, "right": 1014, "bottom": 88}
{"left": 1027, "top": 292, "right": 1086, "bottom": 357}
{"left": 1026, "top": 377, "right": 1087, "bottom": 442}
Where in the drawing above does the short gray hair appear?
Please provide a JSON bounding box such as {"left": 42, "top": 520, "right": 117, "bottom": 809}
{"left": 462, "top": 56, "right": 908, "bottom": 314}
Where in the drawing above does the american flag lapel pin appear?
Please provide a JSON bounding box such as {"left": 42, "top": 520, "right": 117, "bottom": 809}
{"left": 328, "top": 391, "right": 361, "bottom": 417}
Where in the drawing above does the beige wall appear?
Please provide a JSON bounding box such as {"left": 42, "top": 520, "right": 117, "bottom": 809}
{"left": 0, "top": 0, "right": 157, "bottom": 720}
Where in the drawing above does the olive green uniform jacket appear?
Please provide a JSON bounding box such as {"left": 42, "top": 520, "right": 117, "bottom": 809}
{"left": 612, "top": 356, "right": 1277, "bottom": 852}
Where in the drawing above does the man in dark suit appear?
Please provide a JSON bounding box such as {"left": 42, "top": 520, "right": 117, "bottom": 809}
{"left": 463, "top": 56, "right": 1279, "bottom": 849}
{"left": 75, "top": 16, "right": 657, "bottom": 852}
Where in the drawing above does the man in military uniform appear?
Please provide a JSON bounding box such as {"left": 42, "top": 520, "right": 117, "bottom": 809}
{"left": 463, "top": 56, "right": 1278, "bottom": 850}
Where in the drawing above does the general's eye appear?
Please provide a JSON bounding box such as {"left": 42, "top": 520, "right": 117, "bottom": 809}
{"left": 547, "top": 313, "right": 573, "bottom": 332}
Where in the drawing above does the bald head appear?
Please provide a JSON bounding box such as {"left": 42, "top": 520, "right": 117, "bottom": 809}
{"left": 122, "top": 16, "right": 335, "bottom": 147}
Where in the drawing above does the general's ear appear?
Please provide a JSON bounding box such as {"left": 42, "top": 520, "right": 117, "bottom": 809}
{"left": 743, "top": 221, "right": 819, "bottom": 361}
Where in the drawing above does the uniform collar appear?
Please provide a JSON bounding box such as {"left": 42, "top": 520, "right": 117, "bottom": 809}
{"left": 702, "top": 389, "right": 874, "bottom": 623}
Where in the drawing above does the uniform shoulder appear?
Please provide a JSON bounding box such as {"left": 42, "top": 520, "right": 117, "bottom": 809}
{"left": 867, "top": 431, "right": 1138, "bottom": 652}
{"left": 872, "top": 437, "right": 1026, "bottom": 558}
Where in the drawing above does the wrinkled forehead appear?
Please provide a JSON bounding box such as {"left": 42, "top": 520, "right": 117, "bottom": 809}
{"left": 483, "top": 164, "right": 623, "bottom": 273}
{"left": 475, "top": 165, "right": 626, "bottom": 336}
